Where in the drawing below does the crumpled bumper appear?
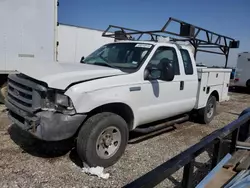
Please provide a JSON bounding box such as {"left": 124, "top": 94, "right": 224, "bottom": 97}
{"left": 6, "top": 100, "right": 86, "bottom": 141}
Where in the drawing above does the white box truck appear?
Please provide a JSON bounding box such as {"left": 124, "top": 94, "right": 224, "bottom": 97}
{"left": 234, "top": 52, "right": 250, "bottom": 89}
{"left": 57, "top": 24, "right": 114, "bottom": 63}
{"left": 5, "top": 15, "right": 239, "bottom": 167}
{"left": 0, "top": 0, "right": 113, "bottom": 102}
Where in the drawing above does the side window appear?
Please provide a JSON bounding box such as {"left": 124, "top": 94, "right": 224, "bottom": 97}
{"left": 147, "top": 46, "right": 180, "bottom": 75}
{"left": 180, "top": 49, "right": 193, "bottom": 75}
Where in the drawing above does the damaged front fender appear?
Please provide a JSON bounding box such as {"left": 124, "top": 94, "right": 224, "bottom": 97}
{"left": 35, "top": 111, "right": 87, "bottom": 141}
{"left": 6, "top": 100, "right": 87, "bottom": 141}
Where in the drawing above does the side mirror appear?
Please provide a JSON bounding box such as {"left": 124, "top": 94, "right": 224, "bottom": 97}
{"left": 145, "top": 59, "right": 175, "bottom": 81}
{"left": 160, "top": 58, "right": 175, "bottom": 81}
{"left": 144, "top": 68, "right": 162, "bottom": 80}
{"left": 80, "top": 56, "right": 85, "bottom": 63}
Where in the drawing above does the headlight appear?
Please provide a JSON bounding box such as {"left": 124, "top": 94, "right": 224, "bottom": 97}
{"left": 41, "top": 92, "right": 75, "bottom": 114}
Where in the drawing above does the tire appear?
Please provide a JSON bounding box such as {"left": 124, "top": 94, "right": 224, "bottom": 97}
{"left": 198, "top": 95, "right": 217, "bottom": 124}
{"left": 238, "top": 108, "right": 250, "bottom": 141}
{"left": 0, "top": 83, "right": 7, "bottom": 104}
{"left": 77, "top": 112, "right": 128, "bottom": 168}
{"left": 247, "top": 80, "right": 250, "bottom": 89}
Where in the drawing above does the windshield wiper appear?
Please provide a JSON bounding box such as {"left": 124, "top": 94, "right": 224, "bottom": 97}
{"left": 94, "top": 62, "right": 117, "bottom": 69}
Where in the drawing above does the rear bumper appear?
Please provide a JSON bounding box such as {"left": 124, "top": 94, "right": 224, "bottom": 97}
{"left": 6, "top": 100, "right": 87, "bottom": 141}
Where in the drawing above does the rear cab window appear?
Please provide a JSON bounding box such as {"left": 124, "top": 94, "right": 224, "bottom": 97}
{"left": 180, "top": 49, "right": 194, "bottom": 75}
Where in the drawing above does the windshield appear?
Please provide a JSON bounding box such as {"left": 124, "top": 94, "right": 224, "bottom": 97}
{"left": 82, "top": 43, "right": 153, "bottom": 72}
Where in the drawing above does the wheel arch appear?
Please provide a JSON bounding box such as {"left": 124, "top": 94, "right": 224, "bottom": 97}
{"left": 210, "top": 90, "right": 219, "bottom": 101}
{"left": 80, "top": 102, "right": 135, "bottom": 131}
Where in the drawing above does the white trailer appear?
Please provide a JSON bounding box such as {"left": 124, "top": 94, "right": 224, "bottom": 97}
{"left": 0, "top": 0, "right": 113, "bottom": 102}
{"left": 0, "top": 0, "right": 57, "bottom": 102}
{"left": 58, "top": 24, "right": 113, "bottom": 63}
{"left": 234, "top": 52, "right": 250, "bottom": 89}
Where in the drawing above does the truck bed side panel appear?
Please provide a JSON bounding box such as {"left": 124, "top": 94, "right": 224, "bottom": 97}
{"left": 195, "top": 72, "right": 209, "bottom": 109}
{"left": 195, "top": 69, "right": 231, "bottom": 109}
{"left": 222, "top": 73, "right": 230, "bottom": 101}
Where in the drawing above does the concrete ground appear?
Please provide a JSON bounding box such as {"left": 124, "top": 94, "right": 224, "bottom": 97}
{"left": 0, "top": 91, "right": 250, "bottom": 188}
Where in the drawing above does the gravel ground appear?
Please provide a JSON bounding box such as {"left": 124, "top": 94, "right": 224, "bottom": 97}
{"left": 0, "top": 91, "right": 250, "bottom": 188}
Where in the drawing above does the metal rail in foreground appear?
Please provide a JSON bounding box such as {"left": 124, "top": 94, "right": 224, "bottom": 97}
{"left": 124, "top": 108, "right": 250, "bottom": 188}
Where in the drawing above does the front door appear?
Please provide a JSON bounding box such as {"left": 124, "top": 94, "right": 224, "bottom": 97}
{"left": 137, "top": 46, "right": 195, "bottom": 125}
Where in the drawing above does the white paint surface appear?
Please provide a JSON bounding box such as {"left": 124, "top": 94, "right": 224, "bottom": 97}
{"left": 0, "top": 0, "right": 57, "bottom": 73}
{"left": 195, "top": 68, "right": 232, "bottom": 109}
{"left": 57, "top": 25, "right": 114, "bottom": 63}
{"left": 234, "top": 52, "right": 250, "bottom": 87}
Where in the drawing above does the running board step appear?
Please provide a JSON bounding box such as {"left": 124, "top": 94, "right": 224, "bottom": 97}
{"left": 133, "top": 115, "right": 189, "bottom": 134}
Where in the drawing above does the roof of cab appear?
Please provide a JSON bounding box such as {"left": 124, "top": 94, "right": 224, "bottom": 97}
{"left": 112, "top": 40, "right": 194, "bottom": 47}
{"left": 113, "top": 40, "right": 158, "bottom": 45}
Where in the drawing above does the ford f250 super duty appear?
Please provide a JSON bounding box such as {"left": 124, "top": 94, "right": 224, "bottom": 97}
{"left": 5, "top": 18, "right": 239, "bottom": 167}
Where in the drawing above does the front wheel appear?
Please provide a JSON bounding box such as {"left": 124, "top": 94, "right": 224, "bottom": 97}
{"left": 77, "top": 112, "right": 128, "bottom": 168}
{"left": 198, "top": 95, "right": 217, "bottom": 124}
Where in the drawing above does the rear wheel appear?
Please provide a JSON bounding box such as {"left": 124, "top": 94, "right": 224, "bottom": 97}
{"left": 77, "top": 112, "right": 128, "bottom": 167}
{"left": 247, "top": 80, "right": 250, "bottom": 89}
{"left": 238, "top": 108, "right": 250, "bottom": 141}
{"left": 198, "top": 95, "right": 217, "bottom": 124}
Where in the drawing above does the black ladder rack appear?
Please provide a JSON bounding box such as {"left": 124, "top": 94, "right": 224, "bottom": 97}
{"left": 102, "top": 17, "right": 240, "bottom": 67}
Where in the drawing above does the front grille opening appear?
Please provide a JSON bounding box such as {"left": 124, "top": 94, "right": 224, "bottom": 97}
{"left": 8, "top": 85, "right": 32, "bottom": 100}
{"left": 8, "top": 93, "right": 32, "bottom": 107}
{"left": 10, "top": 111, "right": 25, "bottom": 124}
{"left": 8, "top": 79, "right": 32, "bottom": 92}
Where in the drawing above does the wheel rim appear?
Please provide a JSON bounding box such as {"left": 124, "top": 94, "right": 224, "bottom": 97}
{"left": 96, "top": 126, "right": 121, "bottom": 159}
{"left": 207, "top": 102, "right": 214, "bottom": 119}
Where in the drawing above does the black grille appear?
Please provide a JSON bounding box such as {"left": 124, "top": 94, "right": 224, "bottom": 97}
{"left": 9, "top": 111, "right": 25, "bottom": 124}
{"left": 7, "top": 74, "right": 46, "bottom": 112}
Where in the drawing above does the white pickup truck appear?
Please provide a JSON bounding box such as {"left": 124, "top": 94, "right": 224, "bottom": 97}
{"left": 6, "top": 39, "right": 232, "bottom": 167}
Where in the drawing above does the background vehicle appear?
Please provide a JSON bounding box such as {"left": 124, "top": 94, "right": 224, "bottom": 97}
{"left": 57, "top": 24, "right": 113, "bottom": 63}
{"left": 0, "top": 0, "right": 113, "bottom": 102}
{"left": 234, "top": 52, "right": 250, "bottom": 89}
{"left": 5, "top": 17, "right": 239, "bottom": 167}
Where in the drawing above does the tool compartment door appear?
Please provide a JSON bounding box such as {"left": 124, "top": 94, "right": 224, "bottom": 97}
{"left": 207, "top": 72, "right": 225, "bottom": 86}
{"left": 195, "top": 68, "right": 231, "bottom": 109}
{"left": 222, "top": 72, "right": 231, "bottom": 101}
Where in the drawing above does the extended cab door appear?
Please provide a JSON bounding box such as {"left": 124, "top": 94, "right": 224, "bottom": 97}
{"left": 137, "top": 45, "right": 197, "bottom": 125}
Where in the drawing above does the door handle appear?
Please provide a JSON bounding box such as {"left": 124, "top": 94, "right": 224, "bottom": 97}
{"left": 180, "top": 81, "right": 184, "bottom": 90}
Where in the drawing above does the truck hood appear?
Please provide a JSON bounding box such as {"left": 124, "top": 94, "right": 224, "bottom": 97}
{"left": 16, "top": 61, "right": 127, "bottom": 90}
